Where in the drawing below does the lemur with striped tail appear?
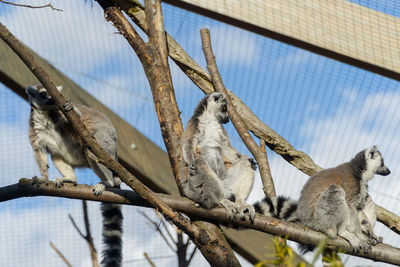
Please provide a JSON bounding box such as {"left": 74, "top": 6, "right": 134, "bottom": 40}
{"left": 180, "top": 92, "right": 257, "bottom": 222}
{"left": 26, "top": 84, "right": 123, "bottom": 267}
{"left": 254, "top": 146, "right": 390, "bottom": 253}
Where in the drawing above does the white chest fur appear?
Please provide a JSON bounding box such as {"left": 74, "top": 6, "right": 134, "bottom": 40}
{"left": 197, "top": 120, "right": 226, "bottom": 176}
{"left": 31, "top": 110, "right": 87, "bottom": 166}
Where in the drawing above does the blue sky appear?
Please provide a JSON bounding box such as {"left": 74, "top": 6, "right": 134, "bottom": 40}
{"left": 0, "top": 0, "right": 399, "bottom": 266}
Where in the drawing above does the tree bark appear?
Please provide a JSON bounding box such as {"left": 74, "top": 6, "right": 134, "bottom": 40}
{"left": 2, "top": 179, "right": 400, "bottom": 266}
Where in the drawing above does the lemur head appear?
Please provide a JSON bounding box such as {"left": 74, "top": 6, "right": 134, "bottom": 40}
{"left": 192, "top": 92, "right": 229, "bottom": 124}
{"left": 351, "top": 145, "right": 390, "bottom": 181}
{"left": 26, "top": 85, "right": 63, "bottom": 110}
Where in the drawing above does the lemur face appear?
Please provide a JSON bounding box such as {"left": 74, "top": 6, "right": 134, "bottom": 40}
{"left": 26, "top": 85, "right": 62, "bottom": 110}
{"left": 365, "top": 146, "right": 391, "bottom": 177}
{"left": 209, "top": 92, "right": 229, "bottom": 124}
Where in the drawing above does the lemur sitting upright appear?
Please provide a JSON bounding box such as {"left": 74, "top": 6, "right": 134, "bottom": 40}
{"left": 180, "top": 92, "right": 257, "bottom": 222}
{"left": 26, "top": 84, "right": 123, "bottom": 267}
{"left": 254, "top": 146, "right": 390, "bottom": 253}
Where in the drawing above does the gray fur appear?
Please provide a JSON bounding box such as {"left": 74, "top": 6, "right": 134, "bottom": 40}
{"left": 254, "top": 146, "right": 390, "bottom": 253}
{"left": 26, "top": 85, "right": 123, "bottom": 267}
{"left": 297, "top": 146, "right": 389, "bottom": 253}
{"left": 180, "top": 92, "right": 256, "bottom": 222}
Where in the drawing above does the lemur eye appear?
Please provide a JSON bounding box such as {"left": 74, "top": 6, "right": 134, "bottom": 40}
{"left": 39, "top": 91, "right": 47, "bottom": 98}
{"left": 222, "top": 105, "right": 227, "bottom": 112}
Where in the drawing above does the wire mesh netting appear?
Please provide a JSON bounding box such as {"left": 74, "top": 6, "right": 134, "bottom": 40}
{"left": 0, "top": 0, "right": 399, "bottom": 266}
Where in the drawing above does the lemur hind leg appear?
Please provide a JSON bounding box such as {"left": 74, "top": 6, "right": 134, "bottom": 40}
{"left": 313, "top": 185, "right": 370, "bottom": 253}
{"left": 85, "top": 149, "right": 120, "bottom": 196}
{"left": 223, "top": 157, "right": 255, "bottom": 222}
{"left": 52, "top": 155, "right": 77, "bottom": 187}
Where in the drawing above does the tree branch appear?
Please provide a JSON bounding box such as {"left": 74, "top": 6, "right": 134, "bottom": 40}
{"left": 82, "top": 200, "right": 99, "bottom": 267}
{"left": 68, "top": 214, "right": 86, "bottom": 239}
{"left": 2, "top": 179, "right": 400, "bottom": 265}
{"left": 50, "top": 241, "right": 72, "bottom": 267}
{"left": 200, "top": 28, "right": 276, "bottom": 198}
{"left": 0, "top": 0, "right": 62, "bottom": 11}
{"left": 143, "top": 252, "right": 156, "bottom": 267}
{"left": 140, "top": 211, "right": 177, "bottom": 252}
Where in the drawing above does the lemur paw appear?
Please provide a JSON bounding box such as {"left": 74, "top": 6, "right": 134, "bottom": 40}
{"left": 237, "top": 202, "right": 256, "bottom": 223}
{"left": 63, "top": 99, "right": 74, "bottom": 112}
{"left": 93, "top": 183, "right": 106, "bottom": 196}
{"left": 54, "top": 178, "right": 77, "bottom": 188}
{"left": 367, "top": 235, "right": 383, "bottom": 246}
{"left": 189, "top": 163, "right": 197, "bottom": 176}
{"left": 54, "top": 178, "right": 64, "bottom": 188}
{"left": 220, "top": 199, "right": 238, "bottom": 221}
{"left": 351, "top": 241, "right": 371, "bottom": 254}
{"left": 248, "top": 158, "right": 257, "bottom": 171}
{"left": 31, "top": 176, "right": 49, "bottom": 185}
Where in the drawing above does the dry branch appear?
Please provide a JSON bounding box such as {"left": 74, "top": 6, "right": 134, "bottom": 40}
{"left": 69, "top": 201, "right": 99, "bottom": 267}
{"left": 2, "top": 179, "right": 400, "bottom": 265}
{"left": 0, "top": 0, "right": 62, "bottom": 11}
{"left": 200, "top": 28, "right": 276, "bottom": 198}
{"left": 50, "top": 241, "right": 72, "bottom": 267}
{"left": 110, "top": 0, "right": 400, "bottom": 236}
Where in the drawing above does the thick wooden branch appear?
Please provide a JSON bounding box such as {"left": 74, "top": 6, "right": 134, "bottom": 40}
{"left": 2, "top": 179, "right": 400, "bottom": 265}
{"left": 0, "top": 21, "right": 221, "bottom": 261}
{"left": 200, "top": 28, "right": 276, "bottom": 198}
{"left": 111, "top": 1, "right": 400, "bottom": 236}
{"left": 94, "top": 1, "right": 241, "bottom": 265}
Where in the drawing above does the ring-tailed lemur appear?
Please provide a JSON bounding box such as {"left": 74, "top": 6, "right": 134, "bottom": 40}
{"left": 27, "top": 85, "right": 123, "bottom": 267}
{"left": 180, "top": 92, "right": 257, "bottom": 222}
{"left": 254, "top": 146, "right": 390, "bottom": 253}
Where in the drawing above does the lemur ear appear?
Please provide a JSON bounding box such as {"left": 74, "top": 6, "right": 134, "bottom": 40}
{"left": 56, "top": 85, "right": 63, "bottom": 92}
{"left": 365, "top": 145, "right": 378, "bottom": 159}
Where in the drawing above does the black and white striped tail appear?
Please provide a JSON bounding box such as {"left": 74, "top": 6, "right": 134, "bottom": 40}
{"left": 253, "top": 195, "right": 298, "bottom": 222}
{"left": 101, "top": 203, "right": 123, "bottom": 267}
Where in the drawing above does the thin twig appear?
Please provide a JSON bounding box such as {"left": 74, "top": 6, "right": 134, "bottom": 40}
{"left": 50, "top": 241, "right": 73, "bottom": 267}
{"left": 82, "top": 200, "right": 99, "bottom": 267}
{"left": 186, "top": 245, "right": 197, "bottom": 266}
{"left": 0, "top": 0, "right": 62, "bottom": 11}
{"left": 140, "top": 211, "right": 176, "bottom": 252}
{"left": 200, "top": 28, "right": 276, "bottom": 197}
{"left": 160, "top": 217, "right": 177, "bottom": 244}
{"left": 69, "top": 214, "right": 86, "bottom": 239}
{"left": 144, "top": 252, "right": 156, "bottom": 267}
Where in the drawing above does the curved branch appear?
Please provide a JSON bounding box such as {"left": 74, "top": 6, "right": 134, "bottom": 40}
{"left": 2, "top": 179, "right": 400, "bottom": 265}
{"left": 200, "top": 28, "right": 276, "bottom": 198}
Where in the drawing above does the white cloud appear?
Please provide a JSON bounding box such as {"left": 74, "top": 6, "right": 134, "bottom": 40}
{"left": 1, "top": 0, "right": 130, "bottom": 72}
{"left": 185, "top": 24, "right": 259, "bottom": 67}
